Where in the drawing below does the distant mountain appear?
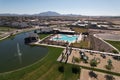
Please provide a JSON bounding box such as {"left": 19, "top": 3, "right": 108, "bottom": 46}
{"left": 0, "top": 11, "right": 81, "bottom": 16}
{"left": 35, "top": 11, "right": 61, "bottom": 16}
{"left": 0, "top": 13, "right": 31, "bottom": 16}
{"left": 0, "top": 11, "right": 120, "bottom": 17}
{"left": 0, "top": 13, "right": 19, "bottom": 16}
{"left": 63, "top": 14, "right": 81, "bottom": 17}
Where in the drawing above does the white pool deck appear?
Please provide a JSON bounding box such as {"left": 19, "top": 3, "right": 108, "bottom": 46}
{"left": 77, "top": 33, "right": 82, "bottom": 42}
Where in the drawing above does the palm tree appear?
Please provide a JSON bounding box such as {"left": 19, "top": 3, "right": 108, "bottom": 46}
{"left": 90, "top": 54, "right": 100, "bottom": 67}
{"left": 90, "top": 57, "right": 98, "bottom": 69}
{"left": 89, "top": 57, "right": 100, "bottom": 79}
{"left": 105, "top": 59, "right": 113, "bottom": 70}
{"left": 105, "top": 59, "right": 115, "bottom": 80}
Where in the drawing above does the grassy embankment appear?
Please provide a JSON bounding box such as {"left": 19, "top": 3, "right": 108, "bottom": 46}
{"left": 0, "top": 46, "right": 79, "bottom": 80}
{"left": 0, "top": 26, "right": 38, "bottom": 40}
{"left": 105, "top": 40, "right": 120, "bottom": 51}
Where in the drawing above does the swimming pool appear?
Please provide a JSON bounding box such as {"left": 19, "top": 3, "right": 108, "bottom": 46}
{"left": 52, "top": 34, "right": 78, "bottom": 43}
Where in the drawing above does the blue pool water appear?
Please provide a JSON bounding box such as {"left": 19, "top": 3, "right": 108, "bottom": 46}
{"left": 53, "top": 34, "right": 78, "bottom": 43}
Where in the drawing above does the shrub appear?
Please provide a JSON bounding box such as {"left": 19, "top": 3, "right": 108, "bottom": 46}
{"left": 105, "top": 65, "right": 113, "bottom": 70}
{"left": 58, "top": 65, "right": 64, "bottom": 73}
{"left": 90, "top": 58, "right": 98, "bottom": 67}
{"left": 112, "top": 50, "right": 118, "bottom": 54}
{"left": 72, "top": 66, "right": 80, "bottom": 74}
{"left": 74, "top": 57, "right": 80, "bottom": 63}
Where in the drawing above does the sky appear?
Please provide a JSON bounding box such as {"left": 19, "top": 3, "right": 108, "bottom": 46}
{"left": 0, "top": 0, "right": 120, "bottom": 16}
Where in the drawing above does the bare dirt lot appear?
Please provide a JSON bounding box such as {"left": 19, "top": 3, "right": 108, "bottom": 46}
{"left": 95, "top": 33, "right": 120, "bottom": 41}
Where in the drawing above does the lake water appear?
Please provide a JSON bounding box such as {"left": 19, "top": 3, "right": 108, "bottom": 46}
{"left": 0, "top": 31, "right": 48, "bottom": 73}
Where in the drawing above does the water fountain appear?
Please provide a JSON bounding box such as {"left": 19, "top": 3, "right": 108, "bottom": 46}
{"left": 17, "top": 43, "right": 22, "bottom": 64}
{"left": 0, "top": 31, "right": 48, "bottom": 73}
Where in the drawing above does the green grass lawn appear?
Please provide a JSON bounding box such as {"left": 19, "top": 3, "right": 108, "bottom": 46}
{"left": 0, "top": 46, "right": 79, "bottom": 80}
{"left": 71, "top": 41, "right": 90, "bottom": 49}
{"left": 38, "top": 33, "right": 50, "bottom": 39}
{"left": 105, "top": 40, "right": 120, "bottom": 51}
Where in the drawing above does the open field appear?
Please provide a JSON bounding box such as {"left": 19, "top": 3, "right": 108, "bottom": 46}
{"left": 71, "top": 40, "right": 90, "bottom": 49}
{"left": 111, "top": 20, "right": 120, "bottom": 25}
{"left": 0, "top": 46, "right": 79, "bottom": 80}
{"left": 95, "top": 33, "right": 120, "bottom": 41}
{"left": 72, "top": 27, "right": 88, "bottom": 33}
{"left": 106, "top": 40, "right": 120, "bottom": 51}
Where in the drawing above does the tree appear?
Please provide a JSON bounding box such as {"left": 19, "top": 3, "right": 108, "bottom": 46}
{"left": 105, "top": 59, "right": 115, "bottom": 80}
{"left": 105, "top": 59, "right": 113, "bottom": 71}
{"left": 58, "top": 64, "right": 64, "bottom": 73}
{"left": 89, "top": 57, "right": 99, "bottom": 79}
{"left": 90, "top": 57, "right": 100, "bottom": 68}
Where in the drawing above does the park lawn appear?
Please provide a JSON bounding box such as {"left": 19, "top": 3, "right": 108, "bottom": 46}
{"left": 0, "top": 46, "right": 79, "bottom": 80}
{"left": 79, "top": 41, "right": 90, "bottom": 49}
{"left": 71, "top": 41, "right": 90, "bottom": 49}
{"left": 105, "top": 40, "right": 120, "bottom": 51}
{"left": 38, "top": 33, "right": 50, "bottom": 39}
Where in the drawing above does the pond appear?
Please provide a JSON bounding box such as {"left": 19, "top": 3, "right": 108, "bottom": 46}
{"left": 0, "top": 31, "right": 48, "bottom": 73}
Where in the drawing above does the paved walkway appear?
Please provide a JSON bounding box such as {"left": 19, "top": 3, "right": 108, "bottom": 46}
{"left": 35, "top": 42, "right": 120, "bottom": 57}
{"left": 77, "top": 33, "right": 82, "bottom": 42}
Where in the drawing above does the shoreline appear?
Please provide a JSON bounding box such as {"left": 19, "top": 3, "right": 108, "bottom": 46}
{"left": 0, "top": 27, "right": 38, "bottom": 41}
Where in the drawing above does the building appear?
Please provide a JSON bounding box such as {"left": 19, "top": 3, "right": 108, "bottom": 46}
{"left": 12, "top": 22, "right": 19, "bottom": 27}
{"left": 12, "top": 22, "right": 28, "bottom": 28}
{"left": 39, "top": 27, "right": 53, "bottom": 33}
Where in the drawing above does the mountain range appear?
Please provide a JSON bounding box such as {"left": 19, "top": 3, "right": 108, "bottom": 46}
{"left": 0, "top": 11, "right": 81, "bottom": 16}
